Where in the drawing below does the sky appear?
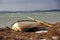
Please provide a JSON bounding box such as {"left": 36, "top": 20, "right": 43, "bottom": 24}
{"left": 0, "top": 0, "right": 60, "bottom": 11}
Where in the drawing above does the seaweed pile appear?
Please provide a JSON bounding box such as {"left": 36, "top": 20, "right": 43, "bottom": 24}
{"left": 0, "top": 22, "right": 60, "bottom": 40}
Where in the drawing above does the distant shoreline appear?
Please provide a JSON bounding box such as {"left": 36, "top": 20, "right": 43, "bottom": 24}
{"left": 0, "top": 9, "right": 60, "bottom": 13}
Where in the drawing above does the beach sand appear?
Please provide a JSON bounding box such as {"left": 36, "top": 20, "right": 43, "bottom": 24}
{"left": 0, "top": 22, "right": 60, "bottom": 40}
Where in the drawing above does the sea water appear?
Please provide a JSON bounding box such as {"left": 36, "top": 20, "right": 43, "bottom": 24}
{"left": 0, "top": 12, "right": 60, "bottom": 27}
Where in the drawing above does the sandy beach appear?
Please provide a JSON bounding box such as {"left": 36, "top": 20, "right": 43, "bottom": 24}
{"left": 0, "top": 22, "right": 60, "bottom": 40}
